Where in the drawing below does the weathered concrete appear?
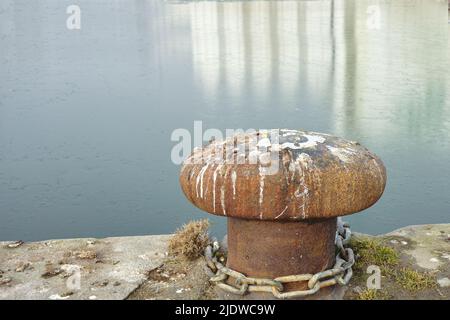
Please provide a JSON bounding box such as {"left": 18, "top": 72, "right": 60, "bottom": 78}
{"left": 0, "top": 235, "right": 170, "bottom": 300}
{"left": 345, "top": 224, "right": 450, "bottom": 299}
{"left": 383, "top": 223, "right": 450, "bottom": 293}
{"left": 1, "top": 224, "right": 449, "bottom": 300}
{"left": 383, "top": 224, "right": 450, "bottom": 273}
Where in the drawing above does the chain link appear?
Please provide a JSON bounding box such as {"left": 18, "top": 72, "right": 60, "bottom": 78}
{"left": 203, "top": 217, "right": 355, "bottom": 299}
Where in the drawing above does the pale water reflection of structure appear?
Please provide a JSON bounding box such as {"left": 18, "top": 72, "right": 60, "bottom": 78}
{"left": 186, "top": 0, "right": 448, "bottom": 138}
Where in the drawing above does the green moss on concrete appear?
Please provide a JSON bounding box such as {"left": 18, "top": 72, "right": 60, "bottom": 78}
{"left": 393, "top": 267, "right": 436, "bottom": 291}
{"left": 349, "top": 236, "right": 437, "bottom": 297}
{"left": 357, "top": 288, "right": 391, "bottom": 300}
{"left": 350, "top": 237, "right": 399, "bottom": 273}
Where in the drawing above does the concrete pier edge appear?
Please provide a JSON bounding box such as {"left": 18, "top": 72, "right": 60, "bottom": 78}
{"left": 1, "top": 224, "right": 449, "bottom": 300}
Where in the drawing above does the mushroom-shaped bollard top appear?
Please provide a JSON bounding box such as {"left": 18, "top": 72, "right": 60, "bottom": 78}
{"left": 180, "top": 129, "right": 386, "bottom": 221}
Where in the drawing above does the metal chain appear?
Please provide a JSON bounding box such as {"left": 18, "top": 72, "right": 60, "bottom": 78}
{"left": 203, "top": 218, "right": 355, "bottom": 299}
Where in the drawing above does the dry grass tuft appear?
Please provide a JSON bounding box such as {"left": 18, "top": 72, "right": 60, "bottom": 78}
{"left": 168, "top": 219, "right": 210, "bottom": 260}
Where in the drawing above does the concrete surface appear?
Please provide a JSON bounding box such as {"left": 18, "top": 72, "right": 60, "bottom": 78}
{"left": 1, "top": 224, "right": 449, "bottom": 300}
{"left": 383, "top": 224, "right": 450, "bottom": 291}
{"left": 0, "top": 235, "right": 170, "bottom": 300}
{"left": 344, "top": 224, "right": 450, "bottom": 299}
{"left": 383, "top": 224, "right": 450, "bottom": 273}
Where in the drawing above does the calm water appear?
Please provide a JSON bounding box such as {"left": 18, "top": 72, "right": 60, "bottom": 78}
{"left": 0, "top": 0, "right": 449, "bottom": 241}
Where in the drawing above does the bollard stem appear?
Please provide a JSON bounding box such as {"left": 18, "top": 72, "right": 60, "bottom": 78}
{"left": 226, "top": 217, "right": 337, "bottom": 292}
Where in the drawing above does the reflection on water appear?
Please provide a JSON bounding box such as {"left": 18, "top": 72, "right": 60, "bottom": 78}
{"left": 0, "top": 0, "right": 448, "bottom": 240}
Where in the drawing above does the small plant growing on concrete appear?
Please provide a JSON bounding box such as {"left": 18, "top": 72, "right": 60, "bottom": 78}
{"left": 168, "top": 219, "right": 210, "bottom": 260}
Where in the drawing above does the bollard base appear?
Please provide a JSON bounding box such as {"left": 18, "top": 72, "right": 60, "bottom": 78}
{"left": 226, "top": 217, "right": 337, "bottom": 296}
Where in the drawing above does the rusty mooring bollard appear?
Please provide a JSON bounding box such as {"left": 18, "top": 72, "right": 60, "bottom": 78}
{"left": 179, "top": 129, "right": 386, "bottom": 299}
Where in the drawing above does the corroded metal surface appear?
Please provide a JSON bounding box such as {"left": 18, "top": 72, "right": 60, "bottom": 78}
{"left": 179, "top": 129, "right": 386, "bottom": 299}
{"left": 180, "top": 129, "right": 386, "bottom": 220}
{"left": 226, "top": 217, "right": 337, "bottom": 291}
